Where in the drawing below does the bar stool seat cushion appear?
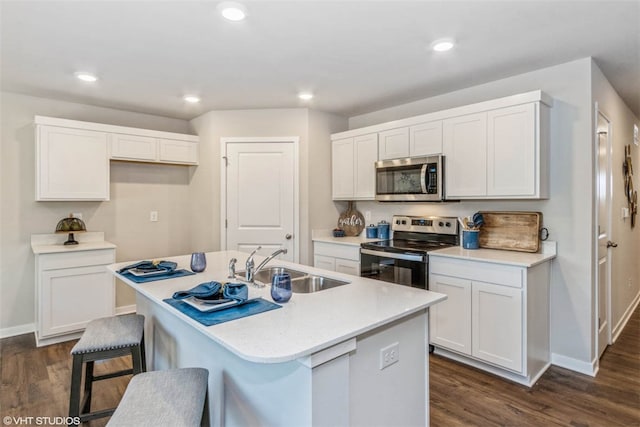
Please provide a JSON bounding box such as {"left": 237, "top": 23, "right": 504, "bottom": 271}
{"left": 107, "top": 368, "right": 208, "bottom": 427}
{"left": 71, "top": 314, "right": 144, "bottom": 355}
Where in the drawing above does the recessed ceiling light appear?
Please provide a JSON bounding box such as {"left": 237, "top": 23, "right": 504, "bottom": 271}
{"left": 183, "top": 95, "right": 200, "bottom": 103}
{"left": 217, "top": 2, "right": 247, "bottom": 21}
{"left": 298, "top": 93, "right": 314, "bottom": 101}
{"left": 431, "top": 38, "right": 455, "bottom": 52}
{"left": 74, "top": 72, "right": 97, "bottom": 82}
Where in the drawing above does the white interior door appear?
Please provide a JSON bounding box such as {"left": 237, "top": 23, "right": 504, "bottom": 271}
{"left": 596, "top": 107, "right": 613, "bottom": 358}
{"left": 223, "top": 139, "right": 297, "bottom": 262}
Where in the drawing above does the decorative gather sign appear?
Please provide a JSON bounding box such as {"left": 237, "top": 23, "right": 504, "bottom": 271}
{"left": 338, "top": 201, "right": 365, "bottom": 236}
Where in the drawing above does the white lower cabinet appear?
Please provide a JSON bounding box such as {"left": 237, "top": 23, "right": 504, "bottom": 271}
{"left": 313, "top": 241, "right": 360, "bottom": 276}
{"left": 472, "top": 281, "right": 523, "bottom": 372}
{"left": 34, "top": 247, "right": 116, "bottom": 347}
{"left": 429, "top": 275, "right": 472, "bottom": 355}
{"left": 429, "top": 255, "right": 549, "bottom": 386}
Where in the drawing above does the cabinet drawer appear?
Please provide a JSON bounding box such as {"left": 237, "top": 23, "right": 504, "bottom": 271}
{"left": 38, "top": 249, "right": 115, "bottom": 270}
{"left": 314, "top": 255, "right": 336, "bottom": 271}
{"left": 335, "top": 259, "right": 360, "bottom": 276}
{"left": 313, "top": 241, "right": 360, "bottom": 261}
{"left": 429, "top": 256, "right": 523, "bottom": 288}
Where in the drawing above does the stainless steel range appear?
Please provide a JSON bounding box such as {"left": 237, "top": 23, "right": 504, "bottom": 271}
{"left": 360, "top": 215, "right": 459, "bottom": 289}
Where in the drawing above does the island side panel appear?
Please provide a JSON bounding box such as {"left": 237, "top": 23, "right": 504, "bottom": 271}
{"left": 136, "top": 294, "right": 314, "bottom": 427}
{"left": 349, "top": 309, "right": 429, "bottom": 427}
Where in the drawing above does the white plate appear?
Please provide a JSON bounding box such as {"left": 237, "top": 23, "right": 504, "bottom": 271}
{"left": 129, "top": 268, "right": 173, "bottom": 277}
{"left": 182, "top": 296, "right": 259, "bottom": 312}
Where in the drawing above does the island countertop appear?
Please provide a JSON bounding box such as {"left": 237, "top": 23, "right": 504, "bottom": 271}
{"left": 109, "top": 250, "right": 446, "bottom": 364}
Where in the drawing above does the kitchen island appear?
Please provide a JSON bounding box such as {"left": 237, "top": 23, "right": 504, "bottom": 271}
{"left": 109, "top": 250, "right": 446, "bottom": 427}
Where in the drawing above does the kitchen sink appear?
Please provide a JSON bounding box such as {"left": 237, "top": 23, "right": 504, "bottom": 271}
{"left": 236, "top": 266, "right": 307, "bottom": 284}
{"left": 290, "top": 275, "right": 350, "bottom": 293}
{"left": 235, "top": 266, "right": 350, "bottom": 293}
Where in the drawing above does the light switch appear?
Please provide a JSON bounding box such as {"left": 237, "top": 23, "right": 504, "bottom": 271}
{"left": 150, "top": 211, "right": 158, "bottom": 222}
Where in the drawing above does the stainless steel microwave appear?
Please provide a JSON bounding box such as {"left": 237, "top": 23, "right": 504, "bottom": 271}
{"left": 375, "top": 155, "right": 446, "bottom": 202}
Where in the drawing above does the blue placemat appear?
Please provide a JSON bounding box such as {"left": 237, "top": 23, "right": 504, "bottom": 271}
{"left": 163, "top": 297, "right": 281, "bottom": 326}
{"left": 118, "top": 269, "right": 195, "bottom": 283}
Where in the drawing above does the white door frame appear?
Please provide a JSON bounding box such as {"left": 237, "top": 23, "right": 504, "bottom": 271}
{"left": 594, "top": 102, "right": 613, "bottom": 359}
{"left": 220, "top": 136, "right": 300, "bottom": 263}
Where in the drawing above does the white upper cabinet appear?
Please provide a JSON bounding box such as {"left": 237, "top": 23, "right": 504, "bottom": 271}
{"left": 158, "top": 138, "right": 198, "bottom": 165}
{"left": 330, "top": 90, "right": 552, "bottom": 200}
{"left": 353, "top": 134, "right": 378, "bottom": 198}
{"left": 443, "top": 112, "right": 488, "bottom": 198}
{"left": 36, "top": 125, "right": 110, "bottom": 201}
{"left": 486, "top": 103, "right": 537, "bottom": 197}
{"left": 35, "top": 116, "right": 199, "bottom": 201}
{"left": 332, "top": 133, "right": 378, "bottom": 200}
{"left": 332, "top": 138, "right": 355, "bottom": 199}
{"left": 378, "top": 127, "right": 409, "bottom": 160}
{"left": 111, "top": 133, "right": 157, "bottom": 161}
{"left": 409, "top": 121, "right": 443, "bottom": 156}
{"left": 444, "top": 102, "right": 547, "bottom": 199}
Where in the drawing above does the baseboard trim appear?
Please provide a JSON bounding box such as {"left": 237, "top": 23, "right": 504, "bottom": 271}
{"left": 612, "top": 291, "right": 640, "bottom": 343}
{"left": 551, "top": 352, "right": 597, "bottom": 376}
{"left": 116, "top": 304, "right": 137, "bottom": 315}
{"left": 0, "top": 323, "right": 35, "bottom": 339}
{"left": 432, "top": 346, "right": 547, "bottom": 387}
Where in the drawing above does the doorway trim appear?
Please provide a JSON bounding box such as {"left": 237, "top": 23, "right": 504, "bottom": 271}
{"left": 594, "top": 102, "right": 613, "bottom": 362}
{"left": 220, "top": 136, "right": 300, "bottom": 263}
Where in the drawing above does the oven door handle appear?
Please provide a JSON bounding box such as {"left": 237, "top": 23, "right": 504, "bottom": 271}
{"left": 361, "top": 248, "right": 425, "bottom": 262}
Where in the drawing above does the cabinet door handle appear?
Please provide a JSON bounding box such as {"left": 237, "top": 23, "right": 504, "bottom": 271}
{"left": 606, "top": 241, "right": 618, "bottom": 248}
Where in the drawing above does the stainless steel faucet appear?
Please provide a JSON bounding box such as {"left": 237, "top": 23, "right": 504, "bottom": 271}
{"left": 245, "top": 247, "right": 288, "bottom": 283}
{"left": 245, "top": 246, "right": 261, "bottom": 282}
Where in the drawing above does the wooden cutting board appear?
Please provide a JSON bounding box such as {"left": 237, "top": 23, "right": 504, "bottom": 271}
{"left": 478, "top": 211, "right": 542, "bottom": 253}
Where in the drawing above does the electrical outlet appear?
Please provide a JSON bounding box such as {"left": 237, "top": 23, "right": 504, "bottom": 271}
{"left": 150, "top": 211, "right": 158, "bottom": 222}
{"left": 365, "top": 210, "right": 372, "bottom": 222}
{"left": 379, "top": 342, "right": 400, "bottom": 370}
{"left": 72, "top": 212, "right": 83, "bottom": 220}
{"left": 629, "top": 278, "right": 633, "bottom": 288}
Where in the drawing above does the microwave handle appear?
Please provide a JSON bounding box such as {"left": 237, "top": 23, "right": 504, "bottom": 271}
{"left": 420, "top": 164, "right": 428, "bottom": 194}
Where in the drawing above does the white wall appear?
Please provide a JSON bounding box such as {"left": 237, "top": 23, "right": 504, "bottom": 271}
{"left": 189, "top": 108, "right": 346, "bottom": 266}
{"left": 591, "top": 63, "right": 640, "bottom": 343}
{"left": 347, "top": 58, "right": 600, "bottom": 371}
{"left": 0, "top": 91, "right": 195, "bottom": 333}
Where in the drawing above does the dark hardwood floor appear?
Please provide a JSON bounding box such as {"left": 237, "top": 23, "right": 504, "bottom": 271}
{"left": 430, "top": 305, "right": 640, "bottom": 426}
{"left": 1, "top": 305, "right": 638, "bottom": 426}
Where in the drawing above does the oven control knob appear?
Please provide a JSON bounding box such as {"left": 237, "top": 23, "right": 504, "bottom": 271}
{"left": 438, "top": 222, "right": 444, "bottom": 227}
{"left": 396, "top": 220, "right": 401, "bottom": 225}
{"left": 445, "top": 222, "right": 451, "bottom": 227}
{"left": 402, "top": 220, "right": 407, "bottom": 225}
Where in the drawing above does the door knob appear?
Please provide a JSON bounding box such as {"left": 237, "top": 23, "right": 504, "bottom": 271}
{"left": 606, "top": 241, "right": 618, "bottom": 248}
{"left": 285, "top": 234, "right": 292, "bottom": 240}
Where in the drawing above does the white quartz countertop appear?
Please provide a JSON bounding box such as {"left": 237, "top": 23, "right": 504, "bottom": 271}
{"left": 429, "top": 242, "right": 556, "bottom": 267}
{"left": 109, "top": 250, "right": 446, "bottom": 364}
{"left": 31, "top": 232, "right": 116, "bottom": 254}
{"left": 311, "top": 229, "right": 384, "bottom": 246}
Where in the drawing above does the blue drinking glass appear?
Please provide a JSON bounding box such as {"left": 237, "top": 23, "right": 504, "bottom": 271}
{"left": 271, "top": 273, "right": 292, "bottom": 303}
{"left": 190, "top": 252, "right": 207, "bottom": 272}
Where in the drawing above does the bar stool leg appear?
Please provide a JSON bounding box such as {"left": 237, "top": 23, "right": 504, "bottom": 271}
{"left": 132, "top": 346, "right": 143, "bottom": 375}
{"left": 140, "top": 335, "right": 147, "bottom": 372}
{"left": 68, "top": 355, "right": 83, "bottom": 421}
{"left": 82, "top": 360, "right": 94, "bottom": 414}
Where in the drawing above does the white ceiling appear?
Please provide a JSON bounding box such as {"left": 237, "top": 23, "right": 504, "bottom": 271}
{"left": 2, "top": 1, "right": 639, "bottom": 121}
